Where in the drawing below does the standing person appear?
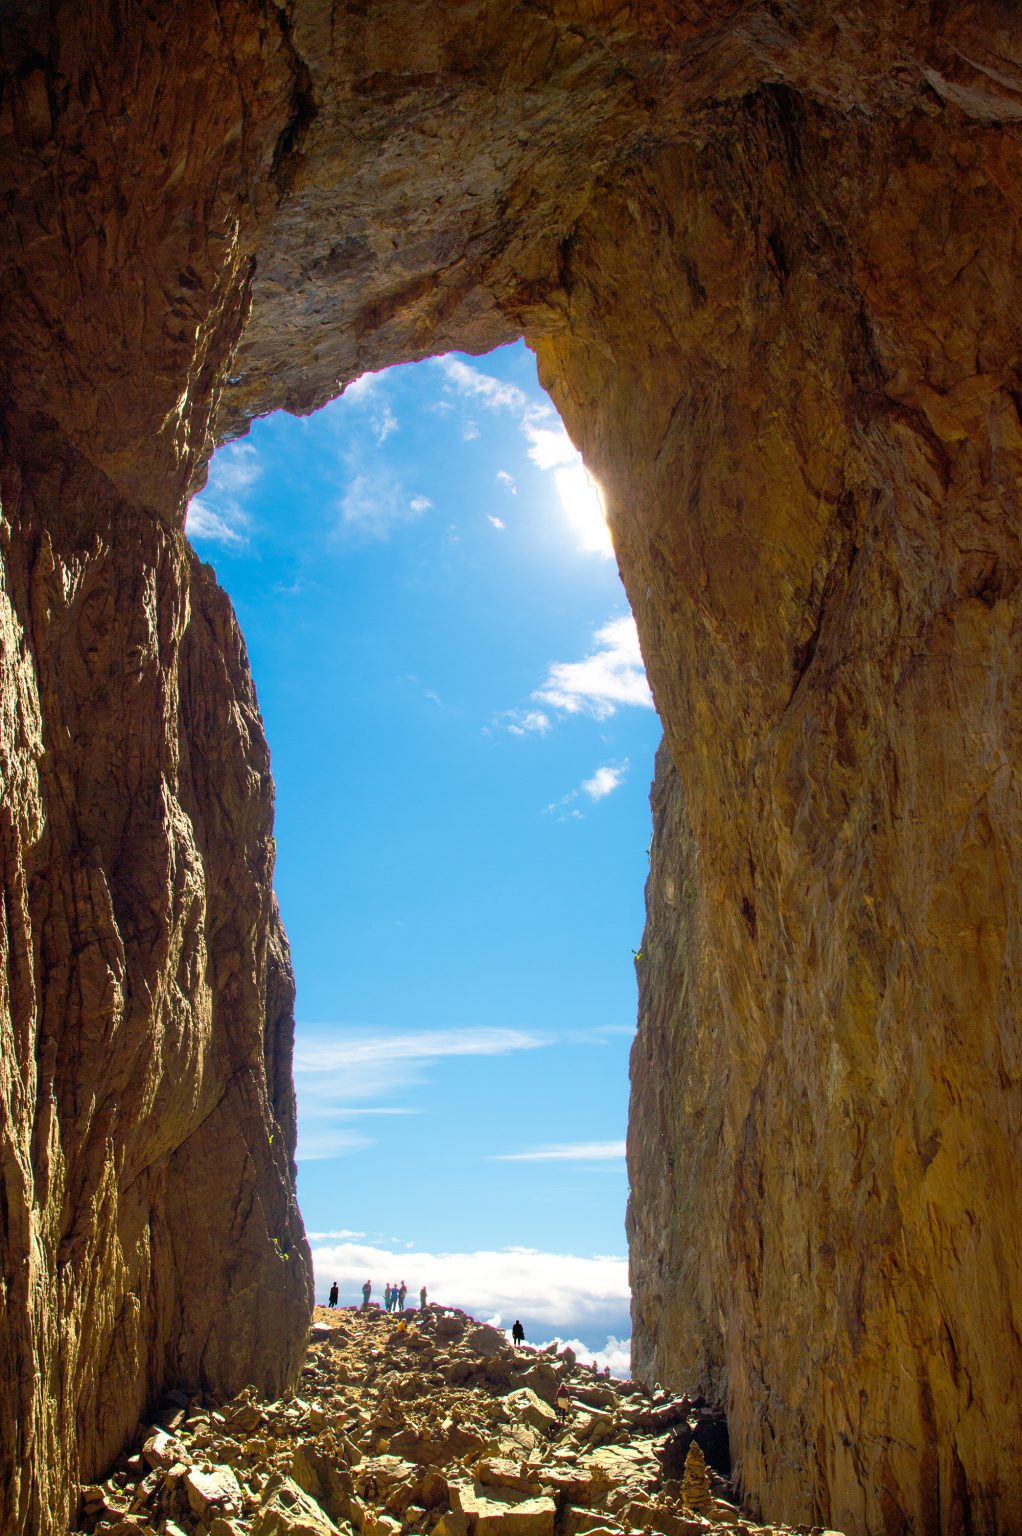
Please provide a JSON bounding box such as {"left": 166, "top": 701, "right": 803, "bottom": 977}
{"left": 398, "top": 1281, "right": 407, "bottom": 1311}
{"left": 362, "top": 1280, "right": 372, "bottom": 1309}
{"left": 384, "top": 1283, "right": 392, "bottom": 1312}
{"left": 512, "top": 1319, "right": 525, "bottom": 1348}
{"left": 555, "top": 1382, "right": 571, "bottom": 1420}
{"left": 420, "top": 1285, "right": 428, "bottom": 1310}
{"left": 328, "top": 1281, "right": 339, "bottom": 1309}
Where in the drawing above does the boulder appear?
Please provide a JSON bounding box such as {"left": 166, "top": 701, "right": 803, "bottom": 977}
{"left": 252, "top": 1473, "right": 342, "bottom": 1536}
{"left": 184, "top": 1464, "right": 243, "bottom": 1520}
{"left": 464, "top": 1327, "right": 506, "bottom": 1360}
{"left": 517, "top": 1365, "right": 560, "bottom": 1407}
{"left": 142, "top": 1431, "right": 189, "bottom": 1471}
{"left": 450, "top": 1484, "right": 556, "bottom": 1536}
{"left": 475, "top": 1460, "right": 541, "bottom": 1495}
{"left": 503, "top": 1391, "right": 555, "bottom": 1432}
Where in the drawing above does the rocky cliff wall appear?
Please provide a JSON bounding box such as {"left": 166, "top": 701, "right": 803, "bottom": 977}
{"left": 534, "top": 97, "right": 1022, "bottom": 1534}
{"left": 3, "top": 4, "right": 1022, "bottom": 1535}
{"left": 0, "top": 404, "right": 312, "bottom": 1535}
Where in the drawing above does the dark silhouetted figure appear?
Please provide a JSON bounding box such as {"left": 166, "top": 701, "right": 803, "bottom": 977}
{"left": 512, "top": 1319, "right": 525, "bottom": 1347}
{"left": 362, "top": 1280, "right": 372, "bottom": 1309}
{"left": 328, "top": 1281, "right": 339, "bottom": 1308}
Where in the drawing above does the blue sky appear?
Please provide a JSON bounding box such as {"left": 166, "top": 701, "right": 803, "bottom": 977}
{"left": 187, "top": 342, "right": 662, "bottom": 1367}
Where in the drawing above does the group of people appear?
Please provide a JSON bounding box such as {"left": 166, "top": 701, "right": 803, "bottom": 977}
{"left": 325, "top": 1280, "right": 428, "bottom": 1311}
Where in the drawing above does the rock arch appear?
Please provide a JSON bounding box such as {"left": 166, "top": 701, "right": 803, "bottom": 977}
{"left": 2, "top": 4, "right": 1022, "bottom": 1534}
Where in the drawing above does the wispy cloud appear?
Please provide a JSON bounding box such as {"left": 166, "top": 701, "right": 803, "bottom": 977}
{"left": 339, "top": 467, "right": 433, "bottom": 538}
{"left": 535, "top": 616, "right": 653, "bottom": 720}
{"left": 497, "top": 709, "right": 551, "bottom": 737}
{"left": 488, "top": 515, "right": 506, "bottom": 531}
{"left": 435, "top": 357, "right": 611, "bottom": 557}
{"left": 343, "top": 370, "right": 399, "bottom": 443}
{"left": 186, "top": 442, "right": 262, "bottom": 547}
{"left": 308, "top": 1239, "right": 630, "bottom": 1358}
{"left": 295, "top": 1026, "right": 545, "bottom": 1160}
{"left": 496, "top": 470, "right": 517, "bottom": 494}
{"left": 491, "top": 1140, "right": 626, "bottom": 1162}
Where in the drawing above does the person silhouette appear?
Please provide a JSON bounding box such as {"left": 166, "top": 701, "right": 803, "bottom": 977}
{"left": 512, "top": 1319, "right": 525, "bottom": 1347}
{"left": 328, "top": 1281, "right": 339, "bottom": 1308}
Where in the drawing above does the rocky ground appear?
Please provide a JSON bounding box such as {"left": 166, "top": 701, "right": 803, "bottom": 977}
{"left": 69, "top": 1305, "right": 842, "bottom": 1536}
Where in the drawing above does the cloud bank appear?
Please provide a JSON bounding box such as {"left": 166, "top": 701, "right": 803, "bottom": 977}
{"left": 309, "top": 1238, "right": 631, "bottom": 1367}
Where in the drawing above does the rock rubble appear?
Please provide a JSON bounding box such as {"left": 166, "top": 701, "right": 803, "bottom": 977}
{"left": 71, "top": 1307, "right": 840, "bottom": 1536}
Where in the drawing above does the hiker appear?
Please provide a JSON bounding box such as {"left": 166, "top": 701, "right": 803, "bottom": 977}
{"left": 420, "top": 1285, "right": 428, "bottom": 1309}
{"left": 391, "top": 1282, "right": 399, "bottom": 1312}
{"left": 328, "top": 1281, "right": 339, "bottom": 1308}
{"left": 512, "top": 1319, "right": 525, "bottom": 1347}
{"left": 398, "top": 1280, "right": 408, "bottom": 1311}
{"left": 362, "top": 1280, "right": 372, "bottom": 1309}
{"left": 384, "top": 1283, "right": 393, "bottom": 1312}
{"left": 603, "top": 1365, "right": 611, "bottom": 1379}
{"left": 555, "top": 1382, "right": 571, "bottom": 1420}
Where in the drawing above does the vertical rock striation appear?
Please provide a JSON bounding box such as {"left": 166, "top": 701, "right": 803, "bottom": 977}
{"left": 0, "top": 408, "right": 312, "bottom": 1535}
{"left": 4, "top": 3, "right": 1022, "bottom": 1534}
{"left": 534, "top": 90, "right": 1022, "bottom": 1536}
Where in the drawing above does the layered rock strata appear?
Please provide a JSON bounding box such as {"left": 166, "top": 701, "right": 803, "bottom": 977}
{"left": 4, "top": 4, "right": 1022, "bottom": 1536}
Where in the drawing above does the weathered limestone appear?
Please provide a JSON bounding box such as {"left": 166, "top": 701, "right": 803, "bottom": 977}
{"left": 3, "top": 4, "right": 1022, "bottom": 1534}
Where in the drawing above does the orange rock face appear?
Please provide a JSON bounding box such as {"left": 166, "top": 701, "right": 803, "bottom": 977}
{"left": 3, "top": 3, "right": 1022, "bottom": 1534}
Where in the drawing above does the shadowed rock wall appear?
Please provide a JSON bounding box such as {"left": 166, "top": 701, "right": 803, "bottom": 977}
{"left": 3, "top": 2, "right": 1022, "bottom": 1533}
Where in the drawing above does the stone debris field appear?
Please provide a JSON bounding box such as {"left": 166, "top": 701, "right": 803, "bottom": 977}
{"left": 71, "top": 1306, "right": 842, "bottom": 1536}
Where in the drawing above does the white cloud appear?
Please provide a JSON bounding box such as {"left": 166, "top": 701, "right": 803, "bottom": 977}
{"left": 185, "top": 497, "right": 250, "bottom": 546}
{"left": 491, "top": 1141, "right": 626, "bottom": 1162}
{"left": 582, "top": 764, "right": 628, "bottom": 801}
{"left": 339, "top": 368, "right": 399, "bottom": 446}
{"left": 307, "top": 1229, "right": 366, "bottom": 1241}
{"left": 308, "top": 1240, "right": 630, "bottom": 1353}
{"left": 532, "top": 1335, "right": 632, "bottom": 1379}
{"left": 496, "top": 471, "right": 517, "bottom": 494}
{"left": 463, "top": 421, "right": 481, "bottom": 441}
{"left": 186, "top": 441, "right": 262, "bottom": 547}
{"left": 339, "top": 470, "right": 433, "bottom": 537}
{"left": 435, "top": 356, "right": 611, "bottom": 557}
{"left": 534, "top": 616, "right": 653, "bottom": 720}
{"left": 342, "top": 371, "right": 382, "bottom": 400}
{"left": 499, "top": 709, "right": 551, "bottom": 737}
{"left": 488, "top": 515, "right": 506, "bottom": 530}
{"left": 523, "top": 423, "right": 577, "bottom": 470}
{"left": 295, "top": 1026, "right": 545, "bottom": 1161}
{"left": 374, "top": 404, "right": 398, "bottom": 443}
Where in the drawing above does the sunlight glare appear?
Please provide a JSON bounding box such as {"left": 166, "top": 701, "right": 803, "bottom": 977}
{"left": 555, "top": 460, "right": 614, "bottom": 558}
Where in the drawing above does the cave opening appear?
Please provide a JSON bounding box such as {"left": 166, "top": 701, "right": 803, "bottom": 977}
{"left": 187, "top": 340, "right": 662, "bottom": 1368}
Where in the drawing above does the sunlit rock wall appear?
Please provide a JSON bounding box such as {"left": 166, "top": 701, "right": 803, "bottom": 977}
{"left": 3, "top": 2, "right": 1022, "bottom": 1533}
{"left": 534, "top": 93, "right": 1022, "bottom": 1536}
